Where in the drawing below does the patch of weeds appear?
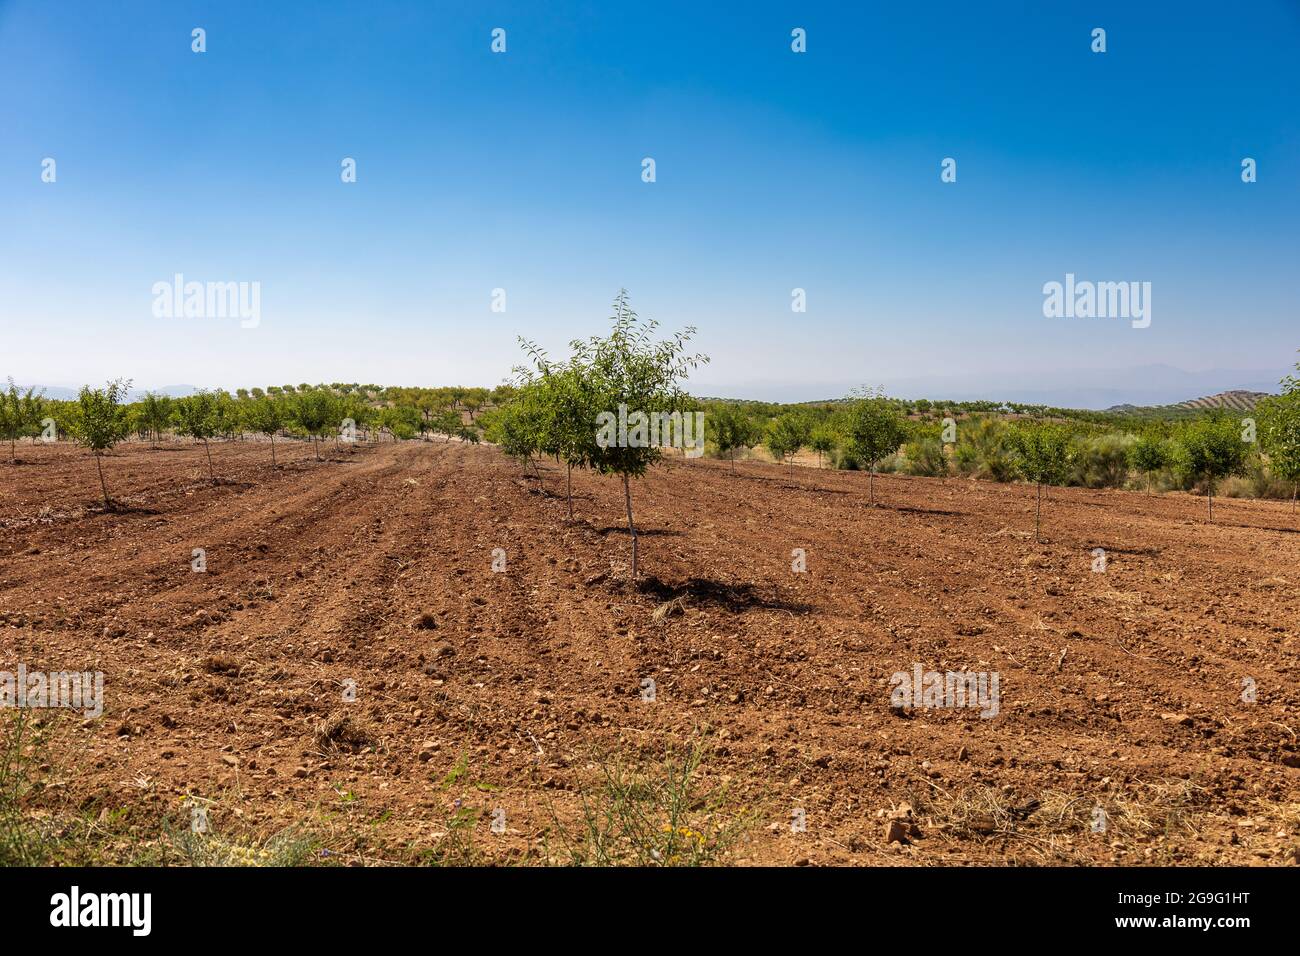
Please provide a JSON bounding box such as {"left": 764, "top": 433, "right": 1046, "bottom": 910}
{"left": 0, "top": 711, "right": 55, "bottom": 865}
{"left": 164, "top": 806, "right": 318, "bottom": 867}
{"left": 548, "top": 744, "right": 749, "bottom": 866}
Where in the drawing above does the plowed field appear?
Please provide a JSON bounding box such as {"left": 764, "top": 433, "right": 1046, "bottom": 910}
{"left": 2, "top": 439, "right": 1297, "bottom": 865}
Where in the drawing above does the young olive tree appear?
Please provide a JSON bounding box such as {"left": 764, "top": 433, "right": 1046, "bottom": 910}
{"left": 1007, "top": 420, "right": 1071, "bottom": 541}
{"left": 0, "top": 379, "right": 45, "bottom": 464}
{"left": 293, "top": 389, "right": 337, "bottom": 460}
{"left": 1257, "top": 392, "right": 1300, "bottom": 515}
{"left": 247, "top": 394, "right": 288, "bottom": 466}
{"left": 70, "top": 379, "right": 132, "bottom": 505}
{"left": 571, "top": 290, "right": 708, "bottom": 581}
{"left": 1127, "top": 430, "right": 1169, "bottom": 496}
{"left": 809, "top": 424, "right": 837, "bottom": 469}
{"left": 708, "top": 404, "right": 760, "bottom": 475}
{"left": 765, "top": 413, "right": 810, "bottom": 476}
{"left": 512, "top": 336, "right": 603, "bottom": 517}
{"left": 138, "top": 392, "right": 174, "bottom": 448}
{"left": 174, "top": 391, "right": 220, "bottom": 482}
{"left": 1174, "top": 411, "right": 1247, "bottom": 521}
{"left": 844, "top": 390, "right": 908, "bottom": 505}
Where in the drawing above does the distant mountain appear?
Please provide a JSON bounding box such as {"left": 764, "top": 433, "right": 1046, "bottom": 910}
{"left": 18, "top": 384, "right": 201, "bottom": 401}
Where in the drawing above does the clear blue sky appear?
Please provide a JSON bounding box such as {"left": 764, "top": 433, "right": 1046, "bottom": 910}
{"left": 1, "top": 0, "right": 1297, "bottom": 404}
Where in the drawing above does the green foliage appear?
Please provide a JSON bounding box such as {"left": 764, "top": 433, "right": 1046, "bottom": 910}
{"left": 903, "top": 435, "right": 948, "bottom": 477}
{"left": 1174, "top": 412, "right": 1248, "bottom": 488}
{"left": 246, "top": 395, "right": 287, "bottom": 438}
{"left": 138, "top": 392, "right": 174, "bottom": 444}
{"left": 292, "top": 389, "right": 339, "bottom": 458}
{"left": 1128, "top": 429, "right": 1172, "bottom": 492}
{"left": 764, "top": 412, "right": 810, "bottom": 468}
{"left": 71, "top": 379, "right": 132, "bottom": 453}
{"left": 1069, "top": 432, "right": 1134, "bottom": 489}
{"left": 69, "top": 379, "right": 132, "bottom": 504}
{"left": 174, "top": 391, "right": 219, "bottom": 441}
{"left": 952, "top": 416, "right": 1016, "bottom": 482}
{"left": 1173, "top": 411, "right": 1249, "bottom": 519}
{"left": 707, "top": 404, "right": 761, "bottom": 469}
{"left": 844, "top": 392, "right": 908, "bottom": 471}
{"left": 1257, "top": 391, "right": 1300, "bottom": 493}
{"left": 1007, "top": 420, "right": 1072, "bottom": 486}
{"left": 246, "top": 395, "right": 289, "bottom": 464}
{"left": 381, "top": 404, "right": 420, "bottom": 441}
{"left": 844, "top": 390, "right": 907, "bottom": 502}
{"left": 0, "top": 379, "right": 45, "bottom": 461}
{"left": 572, "top": 291, "right": 708, "bottom": 481}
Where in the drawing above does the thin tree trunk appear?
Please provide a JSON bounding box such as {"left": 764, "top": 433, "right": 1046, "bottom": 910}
{"left": 9, "top": 438, "right": 14, "bottom": 463}
{"left": 95, "top": 451, "right": 109, "bottom": 506}
{"left": 203, "top": 438, "right": 215, "bottom": 483}
{"left": 623, "top": 472, "right": 637, "bottom": 581}
{"left": 869, "top": 463, "right": 876, "bottom": 505}
{"left": 1035, "top": 481, "right": 1042, "bottom": 541}
{"left": 270, "top": 432, "right": 277, "bottom": 467}
{"left": 1208, "top": 486, "right": 1213, "bottom": 521}
{"left": 1292, "top": 483, "right": 1296, "bottom": 515}
{"left": 730, "top": 450, "right": 735, "bottom": 475}
{"left": 566, "top": 461, "right": 573, "bottom": 519}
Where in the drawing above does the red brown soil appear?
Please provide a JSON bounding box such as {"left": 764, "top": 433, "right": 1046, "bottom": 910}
{"left": 1, "top": 438, "right": 1297, "bottom": 865}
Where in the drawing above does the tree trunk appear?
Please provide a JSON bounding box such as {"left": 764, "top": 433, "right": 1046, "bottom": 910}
{"left": 1035, "top": 481, "right": 1043, "bottom": 541}
{"left": 9, "top": 438, "right": 14, "bottom": 463}
{"left": 1292, "top": 483, "right": 1296, "bottom": 515}
{"left": 1208, "top": 485, "right": 1213, "bottom": 521}
{"left": 869, "top": 463, "right": 876, "bottom": 505}
{"left": 730, "top": 450, "right": 735, "bottom": 475}
{"left": 270, "top": 432, "right": 277, "bottom": 467}
{"left": 566, "top": 461, "right": 573, "bottom": 519}
{"left": 622, "top": 472, "right": 638, "bottom": 581}
{"left": 95, "top": 451, "right": 109, "bottom": 506}
{"left": 1146, "top": 472, "right": 1151, "bottom": 496}
{"left": 203, "top": 438, "right": 215, "bottom": 483}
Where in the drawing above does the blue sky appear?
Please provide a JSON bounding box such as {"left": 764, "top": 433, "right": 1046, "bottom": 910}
{"left": 1, "top": 0, "right": 1297, "bottom": 406}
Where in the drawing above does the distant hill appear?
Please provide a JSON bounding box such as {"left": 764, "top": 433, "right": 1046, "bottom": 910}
{"left": 1105, "top": 389, "right": 1273, "bottom": 416}
{"left": 1175, "top": 390, "right": 1271, "bottom": 411}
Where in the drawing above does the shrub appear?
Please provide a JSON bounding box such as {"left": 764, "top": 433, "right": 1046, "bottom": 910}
{"left": 1070, "top": 432, "right": 1134, "bottom": 489}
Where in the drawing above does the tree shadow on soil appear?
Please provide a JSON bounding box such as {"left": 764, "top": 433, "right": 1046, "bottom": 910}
{"left": 595, "top": 525, "right": 682, "bottom": 538}
{"left": 88, "top": 500, "right": 160, "bottom": 516}
{"left": 883, "top": 503, "right": 963, "bottom": 517}
{"left": 636, "top": 575, "right": 813, "bottom": 615}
